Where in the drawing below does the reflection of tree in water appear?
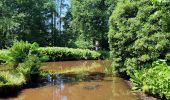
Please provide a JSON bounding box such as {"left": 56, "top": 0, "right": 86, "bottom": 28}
{"left": 111, "top": 78, "right": 138, "bottom": 100}
{"left": 48, "top": 74, "right": 67, "bottom": 100}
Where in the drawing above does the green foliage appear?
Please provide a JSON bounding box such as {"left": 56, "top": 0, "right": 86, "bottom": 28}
{"left": 0, "top": 41, "right": 48, "bottom": 64}
{"left": 38, "top": 47, "right": 101, "bottom": 61}
{"left": 0, "top": 47, "right": 108, "bottom": 63}
{"left": 0, "top": 41, "right": 43, "bottom": 87}
{"left": 165, "top": 53, "right": 170, "bottom": 61}
{"left": 0, "top": 0, "right": 56, "bottom": 48}
{"left": 0, "top": 0, "right": 115, "bottom": 49}
{"left": 8, "top": 41, "right": 39, "bottom": 64}
{"left": 17, "top": 55, "right": 41, "bottom": 80}
{"left": 0, "top": 50, "right": 12, "bottom": 64}
{"left": 0, "top": 70, "right": 25, "bottom": 87}
{"left": 75, "top": 34, "right": 94, "bottom": 49}
{"left": 108, "top": 0, "right": 170, "bottom": 74}
{"left": 71, "top": 0, "right": 116, "bottom": 49}
{"left": 130, "top": 60, "right": 170, "bottom": 99}
{"left": 151, "top": 0, "right": 169, "bottom": 4}
{"left": 99, "top": 50, "right": 110, "bottom": 59}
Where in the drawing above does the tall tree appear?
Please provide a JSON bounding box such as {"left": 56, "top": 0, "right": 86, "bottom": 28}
{"left": 70, "top": 0, "right": 116, "bottom": 49}
{"left": 0, "top": 0, "right": 25, "bottom": 48}
{"left": 108, "top": 0, "right": 170, "bottom": 74}
{"left": 0, "top": 0, "right": 56, "bottom": 48}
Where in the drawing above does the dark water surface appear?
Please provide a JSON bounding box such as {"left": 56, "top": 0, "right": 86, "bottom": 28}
{"left": 0, "top": 60, "right": 140, "bottom": 100}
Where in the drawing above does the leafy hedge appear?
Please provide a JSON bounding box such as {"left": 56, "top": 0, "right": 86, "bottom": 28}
{"left": 38, "top": 47, "right": 102, "bottom": 61}
{"left": 0, "top": 47, "right": 108, "bottom": 63}
{"left": 108, "top": 0, "right": 170, "bottom": 74}
{"left": 130, "top": 60, "right": 170, "bottom": 99}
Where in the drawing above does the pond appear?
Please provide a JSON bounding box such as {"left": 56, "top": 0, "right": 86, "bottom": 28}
{"left": 0, "top": 60, "right": 140, "bottom": 100}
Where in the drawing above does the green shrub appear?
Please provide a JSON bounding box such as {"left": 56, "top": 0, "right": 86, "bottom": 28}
{"left": 108, "top": 0, "right": 170, "bottom": 74}
{"left": 75, "top": 34, "right": 94, "bottom": 49}
{"left": 0, "top": 41, "right": 44, "bottom": 87}
{"left": 0, "top": 47, "right": 108, "bottom": 63}
{"left": 8, "top": 41, "right": 39, "bottom": 64}
{"left": 0, "top": 41, "right": 48, "bottom": 63}
{"left": 38, "top": 47, "right": 101, "bottom": 61}
{"left": 17, "top": 55, "right": 41, "bottom": 80}
{"left": 0, "top": 50, "right": 12, "bottom": 64}
{"left": 0, "top": 70, "right": 25, "bottom": 87}
{"left": 98, "top": 51, "right": 110, "bottom": 59}
{"left": 130, "top": 60, "right": 170, "bottom": 99}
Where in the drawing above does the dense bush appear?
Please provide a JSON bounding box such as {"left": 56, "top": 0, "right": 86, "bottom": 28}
{"left": 17, "top": 55, "right": 41, "bottom": 81}
{"left": 38, "top": 47, "right": 101, "bottom": 61}
{"left": 130, "top": 60, "right": 170, "bottom": 99}
{"left": 0, "top": 41, "right": 43, "bottom": 86}
{"left": 108, "top": 0, "right": 170, "bottom": 74}
{"left": 0, "top": 41, "right": 48, "bottom": 63}
{"left": 8, "top": 41, "right": 39, "bottom": 64}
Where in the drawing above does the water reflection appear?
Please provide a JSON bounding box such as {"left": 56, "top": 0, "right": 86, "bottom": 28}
{"left": 0, "top": 60, "right": 140, "bottom": 100}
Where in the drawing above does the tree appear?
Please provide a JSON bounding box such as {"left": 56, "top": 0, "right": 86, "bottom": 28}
{"left": 0, "top": 0, "right": 25, "bottom": 48}
{"left": 0, "top": 0, "right": 56, "bottom": 48}
{"left": 16, "top": 0, "right": 56, "bottom": 46}
{"left": 108, "top": 0, "right": 170, "bottom": 75}
{"left": 70, "top": 0, "right": 116, "bottom": 49}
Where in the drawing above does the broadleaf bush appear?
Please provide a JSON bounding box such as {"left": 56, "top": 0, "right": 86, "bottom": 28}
{"left": 130, "top": 60, "right": 170, "bottom": 99}
{"left": 108, "top": 0, "right": 170, "bottom": 74}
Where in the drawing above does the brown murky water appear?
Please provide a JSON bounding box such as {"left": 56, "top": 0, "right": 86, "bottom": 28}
{"left": 0, "top": 60, "right": 140, "bottom": 100}
{"left": 42, "top": 60, "right": 108, "bottom": 72}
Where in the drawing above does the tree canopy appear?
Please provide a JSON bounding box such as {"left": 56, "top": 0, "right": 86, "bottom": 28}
{"left": 108, "top": 0, "right": 170, "bottom": 74}
{"left": 70, "top": 0, "right": 116, "bottom": 49}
